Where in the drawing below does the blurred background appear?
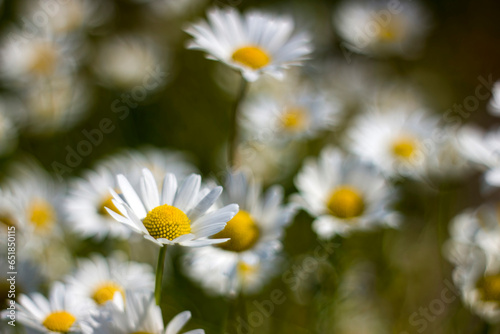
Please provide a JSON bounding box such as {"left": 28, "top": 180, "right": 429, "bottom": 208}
{"left": 0, "top": 0, "right": 500, "bottom": 333}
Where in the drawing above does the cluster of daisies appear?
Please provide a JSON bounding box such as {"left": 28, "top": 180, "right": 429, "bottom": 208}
{"left": 0, "top": 0, "right": 499, "bottom": 333}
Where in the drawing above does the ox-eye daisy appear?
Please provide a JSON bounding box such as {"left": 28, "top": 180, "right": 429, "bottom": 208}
{"left": 458, "top": 126, "right": 500, "bottom": 189}
{"left": 185, "top": 8, "right": 312, "bottom": 82}
{"left": 2, "top": 282, "right": 97, "bottom": 333}
{"left": 66, "top": 253, "right": 154, "bottom": 308}
{"left": 293, "top": 148, "right": 400, "bottom": 239}
{"left": 183, "top": 170, "right": 296, "bottom": 296}
{"left": 93, "top": 291, "right": 204, "bottom": 334}
{"left": 107, "top": 169, "right": 239, "bottom": 247}
{"left": 334, "top": 0, "right": 431, "bottom": 57}
{"left": 347, "top": 108, "right": 439, "bottom": 178}
{"left": 241, "top": 87, "right": 340, "bottom": 142}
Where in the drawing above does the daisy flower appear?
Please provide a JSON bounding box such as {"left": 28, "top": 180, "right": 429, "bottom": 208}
{"left": 107, "top": 169, "right": 239, "bottom": 247}
{"left": 19, "top": 74, "right": 91, "bottom": 134}
{"left": 93, "top": 34, "right": 168, "bottom": 90}
{"left": 65, "top": 167, "right": 133, "bottom": 241}
{"left": 241, "top": 86, "right": 340, "bottom": 142}
{"left": 185, "top": 8, "right": 312, "bottom": 82}
{"left": 93, "top": 291, "right": 204, "bottom": 334}
{"left": 3, "top": 162, "right": 65, "bottom": 248}
{"left": 66, "top": 253, "right": 154, "bottom": 308}
{"left": 183, "top": 170, "right": 296, "bottom": 296}
{"left": 488, "top": 81, "right": 500, "bottom": 117}
{"left": 0, "top": 28, "right": 77, "bottom": 85}
{"left": 2, "top": 281, "right": 97, "bottom": 333}
{"left": 458, "top": 126, "right": 500, "bottom": 188}
{"left": 346, "top": 108, "right": 439, "bottom": 178}
{"left": 333, "top": 0, "right": 431, "bottom": 57}
{"left": 17, "top": 0, "right": 114, "bottom": 35}
{"left": 293, "top": 148, "right": 400, "bottom": 239}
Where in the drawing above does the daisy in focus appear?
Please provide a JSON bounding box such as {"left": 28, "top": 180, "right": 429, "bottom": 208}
{"left": 241, "top": 86, "right": 340, "bottom": 142}
{"left": 293, "top": 148, "right": 400, "bottom": 239}
{"left": 183, "top": 170, "right": 296, "bottom": 296}
{"left": 333, "top": 0, "right": 431, "bottom": 57}
{"left": 107, "top": 169, "right": 239, "bottom": 247}
{"left": 185, "top": 8, "right": 312, "bottom": 82}
{"left": 2, "top": 282, "right": 97, "bottom": 334}
{"left": 93, "top": 291, "right": 204, "bottom": 334}
{"left": 458, "top": 126, "right": 500, "bottom": 188}
{"left": 66, "top": 253, "right": 154, "bottom": 308}
{"left": 346, "top": 108, "right": 439, "bottom": 178}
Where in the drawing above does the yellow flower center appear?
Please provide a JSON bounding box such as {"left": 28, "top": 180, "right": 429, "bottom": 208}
{"left": 30, "top": 43, "right": 58, "bottom": 75}
{"left": 478, "top": 274, "right": 500, "bottom": 302}
{"left": 281, "top": 108, "right": 309, "bottom": 132}
{"left": 42, "top": 311, "right": 76, "bottom": 333}
{"left": 327, "top": 186, "right": 364, "bottom": 219}
{"left": 28, "top": 199, "right": 56, "bottom": 231}
{"left": 92, "top": 282, "right": 125, "bottom": 305}
{"left": 238, "top": 261, "right": 258, "bottom": 276}
{"left": 213, "top": 210, "right": 260, "bottom": 252}
{"left": 142, "top": 204, "right": 191, "bottom": 240}
{"left": 98, "top": 194, "right": 120, "bottom": 217}
{"left": 231, "top": 46, "right": 271, "bottom": 70}
{"left": 392, "top": 137, "right": 418, "bottom": 160}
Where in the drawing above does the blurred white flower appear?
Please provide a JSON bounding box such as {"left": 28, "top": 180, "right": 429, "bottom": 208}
{"left": 488, "top": 81, "right": 500, "bottom": 117}
{"left": 17, "top": 0, "right": 114, "bottom": 35}
{"left": 347, "top": 108, "right": 439, "bottom": 178}
{"left": 241, "top": 86, "right": 340, "bottom": 142}
{"left": 333, "top": 0, "right": 431, "bottom": 57}
{"left": 108, "top": 169, "right": 239, "bottom": 247}
{"left": 183, "top": 170, "right": 296, "bottom": 296}
{"left": 0, "top": 28, "right": 78, "bottom": 85}
{"left": 1, "top": 282, "right": 97, "bottom": 333}
{"left": 66, "top": 253, "right": 154, "bottom": 309}
{"left": 458, "top": 126, "right": 500, "bottom": 188}
{"left": 186, "top": 8, "right": 312, "bottom": 82}
{"left": 93, "top": 291, "right": 204, "bottom": 334}
{"left": 93, "top": 34, "right": 168, "bottom": 90}
{"left": 18, "top": 74, "right": 91, "bottom": 134}
{"left": 293, "top": 148, "right": 400, "bottom": 239}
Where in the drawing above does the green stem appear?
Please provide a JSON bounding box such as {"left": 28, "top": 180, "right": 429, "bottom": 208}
{"left": 228, "top": 76, "right": 249, "bottom": 168}
{"left": 155, "top": 246, "right": 167, "bottom": 305}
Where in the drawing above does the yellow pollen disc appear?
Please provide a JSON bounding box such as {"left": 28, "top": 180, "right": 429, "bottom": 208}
{"left": 142, "top": 204, "right": 191, "bottom": 240}
{"left": 231, "top": 46, "right": 271, "bottom": 70}
{"left": 392, "top": 137, "right": 417, "bottom": 160}
{"left": 30, "top": 43, "right": 58, "bottom": 75}
{"left": 98, "top": 194, "right": 120, "bottom": 217}
{"left": 281, "top": 108, "right": 308, "bottom": 132}
{"left": 212, "top": 210, "right": 260, "bottom": 252}
{"left": 327, "top": 186, "right": 364, "bottom": 219}
{"left": 477, "top": 274, "right": 500, "bottom": 302}
{"left": 42, "top": 311, "right": 76, "bottom": 333}
{"left": 92, "top": 282, "right": 125, "bottom": 305}
{"left": 238, "top": 261, "right": 258, "bottom": 276}
{"left": 28, "top": 199, "right": 56, "bottom": 231}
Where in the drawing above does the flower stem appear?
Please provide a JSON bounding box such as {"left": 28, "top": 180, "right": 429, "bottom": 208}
{"left": 155, "top": 246, "right": 167, "bottom": 305}
{"left": 228, "top": 76, "right": 249, "bottom": 168}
